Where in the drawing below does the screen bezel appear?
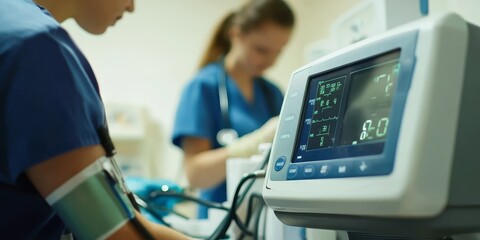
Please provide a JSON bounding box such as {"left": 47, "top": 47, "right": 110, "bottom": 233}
{"left": 292, "top": 50, "right": 401, "bottom": 163}
{"left": 268, "top": 30, "right": 418, "bottom": 181}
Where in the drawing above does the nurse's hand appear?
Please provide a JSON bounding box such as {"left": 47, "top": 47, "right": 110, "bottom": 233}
{"left": 226, "top": 116, "right": 279, "bottom": 158}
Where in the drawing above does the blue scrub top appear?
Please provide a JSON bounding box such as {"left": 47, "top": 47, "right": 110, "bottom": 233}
{"left": 0, "top": 0, "right": 104, "bottom": 238}
{"left": 172, "top": 62, "right": 284, "bottom": 218}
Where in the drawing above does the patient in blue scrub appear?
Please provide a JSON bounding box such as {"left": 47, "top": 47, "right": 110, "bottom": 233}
{"left": 0, "top": 0, "right": 187, "bottom": 239}
{"left": 172, "top": 0, "right": 295, "bottom": 219}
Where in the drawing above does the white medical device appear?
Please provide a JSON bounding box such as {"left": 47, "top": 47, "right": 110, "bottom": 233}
{"left": 263, "top": 13, "right": 480, "bottom": 237}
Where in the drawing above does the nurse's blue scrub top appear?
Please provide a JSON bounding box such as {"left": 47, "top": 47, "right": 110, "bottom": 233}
{"left": 172, "top": 62, "right": 284, "bottom": 219}
{"left": 0, "top": 0, "right": 104, "bottom": 238}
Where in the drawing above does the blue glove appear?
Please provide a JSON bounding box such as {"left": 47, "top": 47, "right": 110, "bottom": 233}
{"left": 126, "top": 176, "right": 183, "bottom": 223}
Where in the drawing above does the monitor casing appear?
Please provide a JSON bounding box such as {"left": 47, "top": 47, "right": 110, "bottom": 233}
{"left": 263, "top": 13, "right": 480, "bottom": 237}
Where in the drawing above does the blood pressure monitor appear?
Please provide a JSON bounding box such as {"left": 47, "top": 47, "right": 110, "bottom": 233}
{"left": 263, "top": 13, "right": 480, "bottom": 237}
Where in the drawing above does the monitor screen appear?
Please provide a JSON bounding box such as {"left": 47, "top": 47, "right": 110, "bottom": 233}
{"left": 293, "top": 50, "right": 401, "bottom": 163}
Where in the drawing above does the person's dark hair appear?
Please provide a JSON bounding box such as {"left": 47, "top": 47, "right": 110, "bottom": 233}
{"left": 198, "top": 0, "right": 295, "bottom": 68}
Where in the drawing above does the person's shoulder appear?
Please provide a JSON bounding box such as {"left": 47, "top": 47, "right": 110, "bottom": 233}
{"left": 187, "top": 62, "right": 222, "bottom": 89}
{"left": 0, "top": 0, "right": 61, "bottom": 54}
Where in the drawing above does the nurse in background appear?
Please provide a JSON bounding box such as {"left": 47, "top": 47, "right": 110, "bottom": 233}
{"left": 172, "top": 0, "right": 295, "bottom": 218}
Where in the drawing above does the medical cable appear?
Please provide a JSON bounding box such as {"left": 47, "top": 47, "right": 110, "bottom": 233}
{"left": 218, "top": 58, "right": 279, "bottom": 128}
{"left": 211, "top": 150, "right": 270, "bottom": 239}
{"left": 245, "top": 193, "right": 264, "bottom": 228}
{"left": 208, "top": 170, "right": 263, "bottom": 239}
{"left": 147, "top": 190, "right": 254, "bottom": 237}
{"left": 97, "top": 126, "right": 155, "bottom": 240}
{"left": 135, "top": 195, "right": 175, "bottom": 227}
{"left": 216, "top": 57, "right": 279, "bottom": 147}
{"left": 138, "top": 191, "right": 251, "bottom": 239}
{"left": 252, "top": 196, "right": 266, "bottom": 240}
{"left": 239, "top": 192, "right": 265, "bottom": 240}
{"left": 98, "top": 126, "right": 138, "bottom": 210}
{"left": 208, "top": 166, "right": 268, "bottom": 240}
{"left": 149, "top": 191, "right": 229, "bottom": 212}
{"left": 209, "top": 172, "right": 257, "bottom": 240}
{"left": 130, "top": 145, "right": 271, "bottom": 240}
{"left": 144, "top": 170, "right": 265, "bottom": 239}
{"left": 218, "top": 58, "right": 230, "bottom": 130}
{"left": 135, "top": 193, "right": 191, "bottom": 220}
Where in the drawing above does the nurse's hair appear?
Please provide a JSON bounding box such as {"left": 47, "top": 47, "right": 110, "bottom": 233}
{"left": 198, "top": 0, "right": 295, "bottom": 68}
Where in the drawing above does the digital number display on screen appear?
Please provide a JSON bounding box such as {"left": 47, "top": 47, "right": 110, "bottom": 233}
{"left": 339, "top": 58, "right": 400, "bottom": 146}
{"left": 293, "top": 50, "right": 401, "bottom": 162}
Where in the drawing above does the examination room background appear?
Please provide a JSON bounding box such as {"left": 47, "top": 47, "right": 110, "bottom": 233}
{"left": 62, "top": 0, "right": 480, "bottom": 182}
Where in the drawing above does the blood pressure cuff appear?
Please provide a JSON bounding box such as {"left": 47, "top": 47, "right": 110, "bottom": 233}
{"left": 46, "top": 160, "right": 134, "bottom": 240}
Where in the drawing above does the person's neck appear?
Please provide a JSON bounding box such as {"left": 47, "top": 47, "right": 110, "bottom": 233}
{"left": 224, "top": 53, "right": 253, "bottom": 85}
{"left": 224, "top": 53, "right": 255, "bottom": 102}
{"left": 34, "top": 0, "right": 74, "bottom": 23}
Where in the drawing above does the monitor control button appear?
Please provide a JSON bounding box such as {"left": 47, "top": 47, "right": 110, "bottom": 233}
{"left": 319, "top": 165, "right": 329, "bottom": 176}
{"left": 274, "top": 156, "right": 287, "bottom": 171}
{"left": 287, "top": 165, "right": 299, "bottom": 179}
{"left": 303, "top": 165, "right": 315, "bottom": 178}
{"left": 359, "top": 161, "right": 368, "bottom": 172}
{"left": 338, "top": 165, "right": 348, "bottom": 174}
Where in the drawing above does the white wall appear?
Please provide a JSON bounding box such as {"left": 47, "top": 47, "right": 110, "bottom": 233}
{"left": 430, "top": 0, "right": 480, "bottom": 25}
{"left": 61, "top": 0, "right": 379, "bottom": 181}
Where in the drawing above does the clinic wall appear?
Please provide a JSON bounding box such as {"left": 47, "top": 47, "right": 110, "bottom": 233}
{"left": 62, "top": 0, "right": 360, "bottom": 182}
{"left": 430, "top": 0, "right": 480, "bottom": 25}
{"left": 270, "top": 0, "right": 361, "bottom": 88}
